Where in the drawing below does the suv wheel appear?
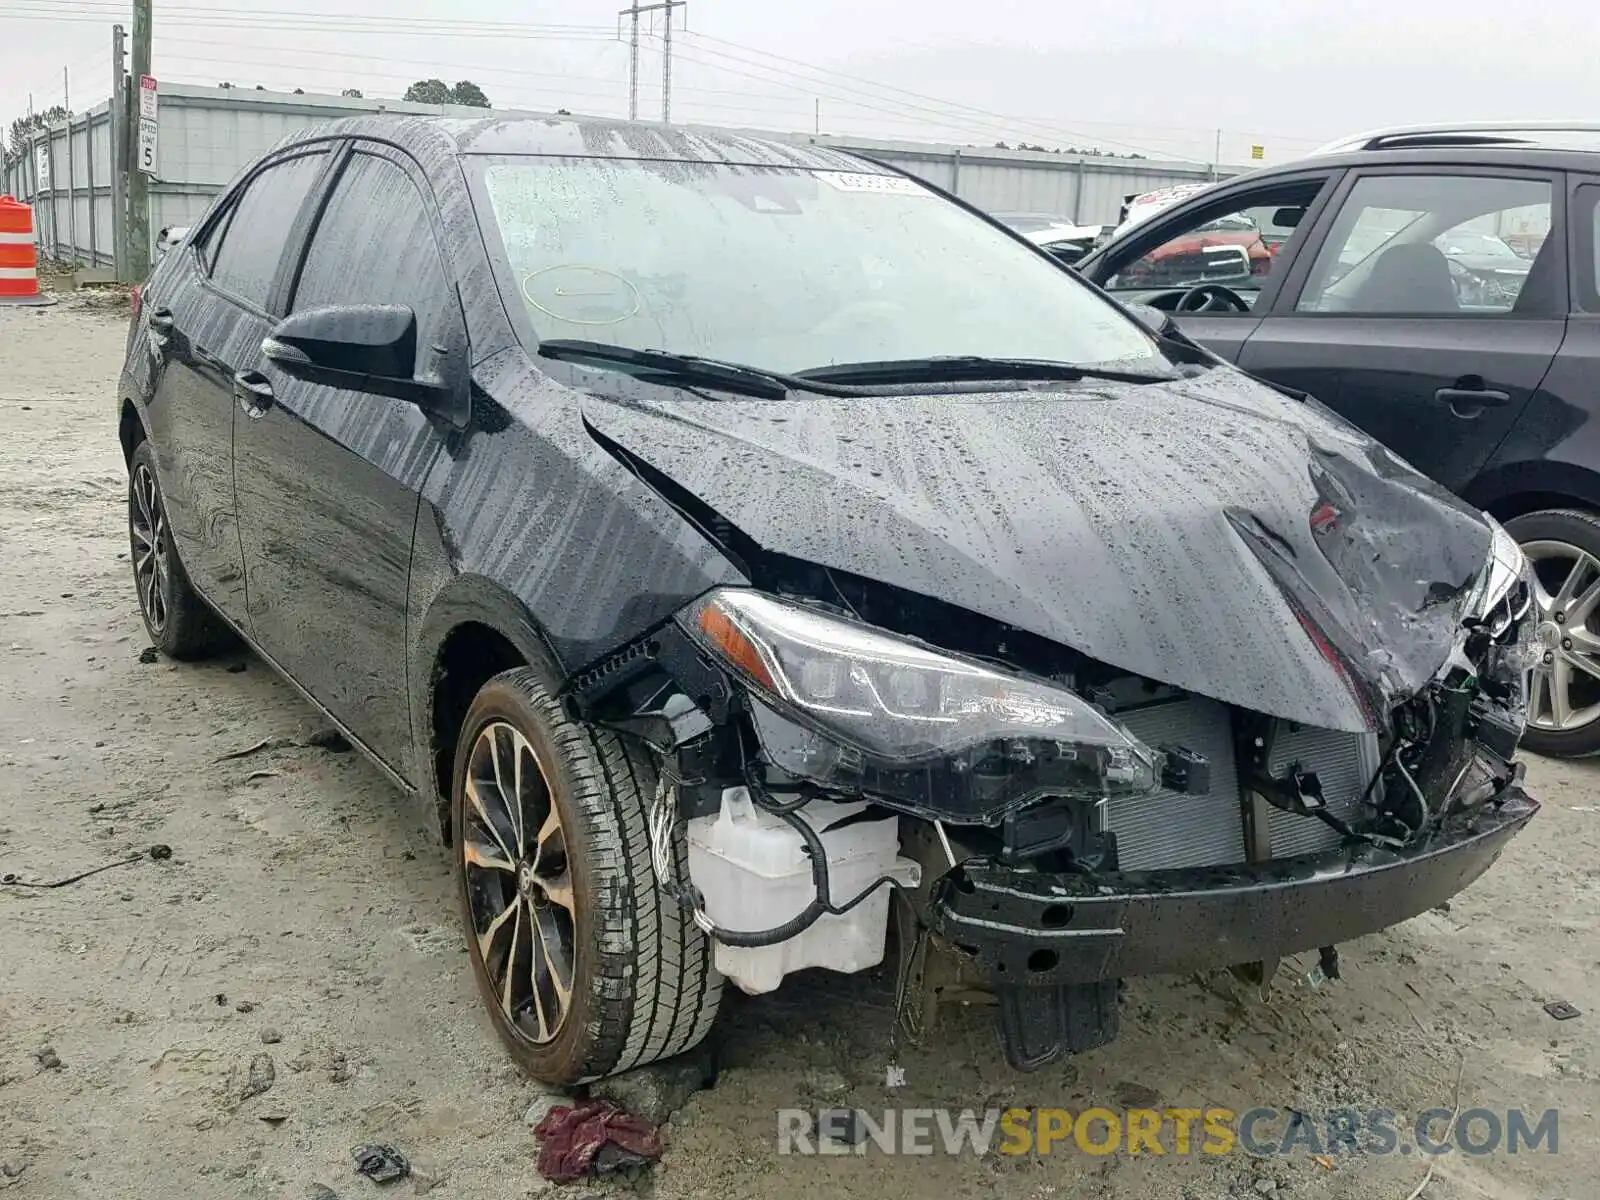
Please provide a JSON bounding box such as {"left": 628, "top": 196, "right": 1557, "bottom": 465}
{"left": 451, "top": 667, "right": 722, "bottom": 1085}
{"left": 127, "top": 441, "right": 232, "bottom": 660}
{"left": 1505, "top": 509, "right": 1600, "bottom": 757}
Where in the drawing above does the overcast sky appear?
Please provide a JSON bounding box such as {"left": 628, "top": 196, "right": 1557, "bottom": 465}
{"left": 3, "top": 0, "right": 1597, "bottom": 166}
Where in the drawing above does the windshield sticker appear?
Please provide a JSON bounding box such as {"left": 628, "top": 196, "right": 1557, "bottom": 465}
{"left": 813, "top": 171, "right": 931, "bottom": 196}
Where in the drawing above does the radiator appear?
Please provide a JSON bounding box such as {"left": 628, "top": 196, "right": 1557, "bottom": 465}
{"left": 1106, "top": 696, "right": 1381, "bottom": 871}
{"left": 1110, "top": 696, "right": 1245, "bottom": 871}
{"left": 1266, "top": 722, "right": 1382, "bottom": 859}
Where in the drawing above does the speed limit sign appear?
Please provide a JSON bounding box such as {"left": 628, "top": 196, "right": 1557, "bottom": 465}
{"left": 136, "top": 75, "right": 158, "bottom": 177}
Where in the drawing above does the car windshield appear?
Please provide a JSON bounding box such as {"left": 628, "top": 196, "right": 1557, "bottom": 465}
{"left": 476, "top": 157, "right": 1159, "bottom": 375}
{"left": 1436, "top": 229, "right": 1517, "bottom": 259}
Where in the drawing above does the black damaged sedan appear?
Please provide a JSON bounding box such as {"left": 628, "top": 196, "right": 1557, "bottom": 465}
{"left": 118, "top": 115, "right": 1538, "bottom": 1083}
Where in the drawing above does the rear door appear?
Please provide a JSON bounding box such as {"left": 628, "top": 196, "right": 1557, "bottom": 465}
{"left": 1083, "top": 171, "right": 1341, "bottom": 362}
{"left": 141, "top": 149, "right": 331, "bottom": 624}
{"left": 232, "top": 144, "right": 459, "bottom": 774}
{"left": 1238, "top": 167, "right": 1565, "bottom": 493}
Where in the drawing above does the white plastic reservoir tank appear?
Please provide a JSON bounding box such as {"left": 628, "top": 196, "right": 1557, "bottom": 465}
{"left": 685, "top": 787, "right": 922, "bottom": 995}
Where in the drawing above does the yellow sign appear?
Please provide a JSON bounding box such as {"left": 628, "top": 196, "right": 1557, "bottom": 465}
{"left": 1251, "top": 144, "right": 1265, "bottom": 160}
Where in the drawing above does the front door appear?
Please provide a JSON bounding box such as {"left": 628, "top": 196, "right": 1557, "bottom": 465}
{"left": 143, "top": 149, "right": 331, "bottom": 624}
{"left": 1086, "top": 173, "right": 1339, "bottom": 363}
{"left": 232, "top": 145, "right": 459, "bottom": 774}
{"left": 1238, "top": 168, "right": 1566, "bottom": 494}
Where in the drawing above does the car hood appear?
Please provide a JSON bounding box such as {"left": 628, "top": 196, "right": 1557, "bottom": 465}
{"left": 1024, "top": 222, "right": 1102, "bottom": 246}
{"left": 579, "top": 369, "right": 1492, "bottom": 734}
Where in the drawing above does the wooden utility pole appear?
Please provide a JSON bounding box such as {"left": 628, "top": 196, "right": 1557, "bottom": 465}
{"left": 110, "top": 23, "right": 128, "bottom": 281}
{"left": 126, "top": 0, "right": 152, "bottom": 280}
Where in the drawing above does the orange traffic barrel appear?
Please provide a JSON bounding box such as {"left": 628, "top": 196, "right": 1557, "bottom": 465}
{"left": 0, "top": 195, "right": 54, "bottom": 306}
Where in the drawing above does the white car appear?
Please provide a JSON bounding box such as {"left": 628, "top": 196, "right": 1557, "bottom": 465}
{"left": 155, "top": 226, "right": 191, "bottom": 257}
{"left": 988, "top": 212, "right": 1107, "bottom": 266}
{"left": 1113, "top": 183, "right": 1218, "bottom": 237}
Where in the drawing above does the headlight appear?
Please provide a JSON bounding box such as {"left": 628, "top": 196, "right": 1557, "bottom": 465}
{"left": 1465, "top": 515, "right": 1530, "bottom": 637}
{"left": 677, "top": 588, "right": 1160, "bottom": 823}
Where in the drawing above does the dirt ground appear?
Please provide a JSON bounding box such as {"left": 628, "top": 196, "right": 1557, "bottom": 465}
{"left": 0, "top": 299, "right": 1595, "bottom": 1200}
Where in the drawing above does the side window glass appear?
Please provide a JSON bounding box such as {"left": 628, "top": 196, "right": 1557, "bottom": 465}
{"left": 192, "top": 204, "right": 231, "bottom": 273}
{"left": 1296, "top": 174, "right": 1552, "bottom": 315}
{"left": 1574, "top": 184, "right": 1600, "bottom": 313}
{"left": 208, "top": 152, "right": 327, "bottom": 309}
{"left": 1105, "top": 182, "right": 1324, "bottom": 310}
{"left": 292, "top": 152, "right": 450, "bottom": 341}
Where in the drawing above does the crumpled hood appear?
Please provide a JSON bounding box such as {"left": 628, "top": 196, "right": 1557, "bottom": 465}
{"left": 580, "top": 369, "right": 1492, "bottom": 734}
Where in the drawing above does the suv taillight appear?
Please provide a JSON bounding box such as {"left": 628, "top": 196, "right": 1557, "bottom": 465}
{"left": 130, "top": 283, "right": 143, "bottom": 326}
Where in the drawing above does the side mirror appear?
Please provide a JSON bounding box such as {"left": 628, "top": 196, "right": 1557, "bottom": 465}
{"left": 1271, "top": 207, "right": 1304, "bottom": 230}
{"left": 263, "top": 303, "right": 467, "bottom": 424}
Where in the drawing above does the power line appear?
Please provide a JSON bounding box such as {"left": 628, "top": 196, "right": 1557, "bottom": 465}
{"left": 153, "top": 36, "right": 838, "bottom": 114}
{"left": 0, "top": 7, "right": 618, "bottom": 41}
{"left": 0, "top": 1, "right": 612, "bottom": 33}
{"left": 673, "top": 32, "right": 1194, "bottom": 160}
{"left": 0, "top": 3, "right": 1314, "bottom": 159}
{"left": 656, "top": 40, "right": 1159, "bottom": 158}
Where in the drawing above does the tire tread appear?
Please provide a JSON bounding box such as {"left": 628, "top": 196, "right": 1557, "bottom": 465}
{"left": 459, "top": 667, "right": 721, "bottom": 1085}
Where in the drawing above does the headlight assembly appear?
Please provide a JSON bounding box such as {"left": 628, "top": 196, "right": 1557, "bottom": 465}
{"left": 1465, "top": 515, "right": 1531, "bottom": 637}
{"left": 677, "top": 588, "right": 1160, "bottom": 823}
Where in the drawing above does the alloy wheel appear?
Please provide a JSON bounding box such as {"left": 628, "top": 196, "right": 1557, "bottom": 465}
{"left": 461, "top": 721, "right": 576, "bottom": 1044}
{"left": 1522, "top": 539, "right": 1600, "bottom": 733}
{"left": 130, "top": 463, "right": 170, "bottom": 635}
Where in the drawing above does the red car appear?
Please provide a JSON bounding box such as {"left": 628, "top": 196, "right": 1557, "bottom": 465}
{"left": 1117, "top": 212, "right": 1276, "bottom": 287}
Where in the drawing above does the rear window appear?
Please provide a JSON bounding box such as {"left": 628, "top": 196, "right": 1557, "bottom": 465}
{"left": 207, "top": 151, "right": 327, "bottom": 309}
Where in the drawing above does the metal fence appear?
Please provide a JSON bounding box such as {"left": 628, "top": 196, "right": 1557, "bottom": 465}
{"left": 4, "top": 101, "right": 120, "bottom": 267}
{"left": 4, "top": 82, "right": 1248, "bottom": 273}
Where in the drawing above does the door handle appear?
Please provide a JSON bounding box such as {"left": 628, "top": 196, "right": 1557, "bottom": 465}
{"left": 1435, "top": 386, "right": 1511, "bottom": 410}
{"left": 233, "top": 370, "right": 275, "bottom": 416}
{"left": 147, "top": 307, "right": 174, "bottom": 333}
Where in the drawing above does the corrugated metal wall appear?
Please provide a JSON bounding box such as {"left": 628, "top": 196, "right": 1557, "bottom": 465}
{"left": 3, "top": 82, "right": 1246, "bottom": 269}
{"left": 3, "top": 102, "right": 118, "bottom": 267}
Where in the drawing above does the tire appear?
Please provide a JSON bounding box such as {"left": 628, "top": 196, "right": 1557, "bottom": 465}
{"left": 127, "top": 440, "right": 233, "bottom": 660}
{"left": 1504, "top": 508, "right": 1600, "bottom": 758}
{"left": 451, "top": 666, "right": 722, "bottom": 1086}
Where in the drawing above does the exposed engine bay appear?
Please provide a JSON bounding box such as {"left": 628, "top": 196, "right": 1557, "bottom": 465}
{"left": 565, "top": 531, "right": 1537, "bottom": 1068}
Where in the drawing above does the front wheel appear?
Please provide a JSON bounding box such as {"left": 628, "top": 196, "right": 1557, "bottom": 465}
{"left": 1505, "top": 508, "right": 1600, "bottom": 757}
{"left": 451, "top": 667, "right": 722, "bottom": 1085}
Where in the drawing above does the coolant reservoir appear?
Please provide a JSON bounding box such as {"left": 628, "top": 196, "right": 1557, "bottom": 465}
{"left": 685, "top": 787, "right": 921, "bottom": 995}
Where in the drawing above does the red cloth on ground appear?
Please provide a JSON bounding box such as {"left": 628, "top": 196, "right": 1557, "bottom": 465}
{"left": 535, "top": 1100, "right": 663, "bottom": 1183}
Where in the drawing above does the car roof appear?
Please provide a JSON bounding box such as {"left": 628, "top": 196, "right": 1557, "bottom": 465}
{"left": 1176, "top": 142, "right": 1600, "bottom": 202}
{"left": 289, "top": 112, "right": 877, "bottom": 172}
{"left": 1308, "top": 121, "right": 1600, "bottom": 156}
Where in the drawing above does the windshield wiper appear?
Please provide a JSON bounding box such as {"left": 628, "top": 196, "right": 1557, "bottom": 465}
{"left": 795, "top": 355, "right": 1176, "bottom": 386}
{"left": 537, "top": 339, "right": 864, "bottom": 399}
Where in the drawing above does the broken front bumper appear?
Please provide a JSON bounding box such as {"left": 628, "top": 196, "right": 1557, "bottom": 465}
{"left": 930, "top": 787, "right": 1538, "bottom": 986}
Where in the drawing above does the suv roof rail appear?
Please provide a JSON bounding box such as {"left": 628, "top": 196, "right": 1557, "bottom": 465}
{"left": 1309, "top": 120, "right": 1600, "bottom": 156}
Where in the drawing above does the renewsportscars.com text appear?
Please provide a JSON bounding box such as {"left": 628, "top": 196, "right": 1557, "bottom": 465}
{"left": 777, "top": 1106, "right": 1560, "bottom": 1158}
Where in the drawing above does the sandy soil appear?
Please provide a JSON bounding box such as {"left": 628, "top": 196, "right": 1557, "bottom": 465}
{"left": 0, "top": 300, "right": 1595, "bottom": 1200}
